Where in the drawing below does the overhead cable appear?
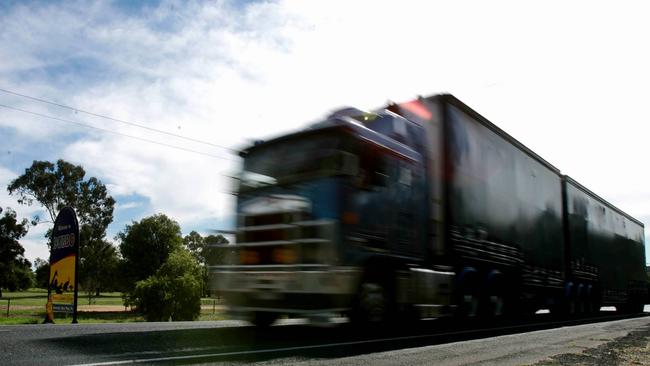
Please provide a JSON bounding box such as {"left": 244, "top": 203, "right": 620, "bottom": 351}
{"left": 0, "top": 87, "right": 236, "bottom": 153}
{"left": 0, "top": 103, "right": 237, "bottom": 161}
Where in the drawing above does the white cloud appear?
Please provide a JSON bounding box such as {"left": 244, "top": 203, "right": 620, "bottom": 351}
{"left": 1, "top": 0, "right": 650, "bottom": 263}
{"left": 114, "top": 201, "right": 143, "bottom": 211}
{"left": 0, "top": 166, "right": 51, "bottom": 262}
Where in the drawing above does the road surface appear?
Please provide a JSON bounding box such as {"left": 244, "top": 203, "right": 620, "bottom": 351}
{"left": 1, "top": 313, "right": 649, "bottom": 365}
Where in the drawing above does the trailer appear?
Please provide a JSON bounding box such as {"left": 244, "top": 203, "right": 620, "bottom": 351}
{"left": 563, "top": 176, "right": 646, "bottom": 313}
{"left": 209, "top": 94, "right": 647, "bottom": 326}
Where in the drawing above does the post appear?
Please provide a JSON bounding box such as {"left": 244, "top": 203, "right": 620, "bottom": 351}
{"left": 72, "top": 236, "right": 79, "bottom": 324}
{"left": 6, "top": 299, "right": 10, "bottom": 318}
{"left": 44, "top": 276, "right": 54, "bottom": 324}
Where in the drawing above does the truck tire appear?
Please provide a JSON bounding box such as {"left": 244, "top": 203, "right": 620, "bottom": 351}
{"left": 352, "top": 282, "right": 388, "bottom": 324}
{"left": 482, "top": 292, "right": 505, "bottom": 319}
{"left": 456, "top": 269, "right": 479, "bottom": 319}
{"left": 457, "top": 286, "right": 479, "bottom": 319}
{"left": 481, "top": 273, "right": 506, "bottom": 319}
{"left": 558, "top": 283, "right": 577, "bottom": 318}
{"left": 622, "top": 302, "right": 644, "bottom": 314}
{"left": 251, "top": 311, "right": 279, "bottom": 327}
{"left": 576, "top": 283, "right": 587, "bottom": 315}
{"left": 631, "top": 303, "right": 645, "bottom": 314}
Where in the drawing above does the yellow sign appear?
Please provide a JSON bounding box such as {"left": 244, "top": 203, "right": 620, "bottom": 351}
{"left": 47, "top": 206, "right": 79, "bottom": 322}
{"left": 50, "top": 255, "right": 76, "bottom": 312}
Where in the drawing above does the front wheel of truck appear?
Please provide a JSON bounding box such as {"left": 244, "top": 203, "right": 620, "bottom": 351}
{"left": 250, "top": 311, "right": 279, "bottom": 327}
{"left": 351, "top": 282, "right": 388, "bottom": 324}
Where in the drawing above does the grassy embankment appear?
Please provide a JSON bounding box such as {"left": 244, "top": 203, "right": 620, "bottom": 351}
{"left": 0, "top": 289, "right": 226, "bottom": 325}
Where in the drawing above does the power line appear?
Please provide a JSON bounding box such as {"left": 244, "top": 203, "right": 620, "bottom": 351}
{"left": 0, "top": 87, "right": 237, "bottom": 153}
{"left": 0, "top": 103, "right": 238, "bottom": 161}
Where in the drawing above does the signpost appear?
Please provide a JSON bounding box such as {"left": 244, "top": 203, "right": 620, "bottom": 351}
{"left": 44, "top": 207, "right": 80, "bottom": 324}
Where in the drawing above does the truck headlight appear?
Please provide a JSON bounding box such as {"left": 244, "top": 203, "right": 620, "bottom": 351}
{"left": 240, "top": 249, "right": 260, "bottom": 265}
{"left": 272, "top": 247, "right": 297, "bottom": 264}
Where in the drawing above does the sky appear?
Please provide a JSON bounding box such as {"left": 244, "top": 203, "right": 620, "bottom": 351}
{"left": 1, "top": 0, "right": 649, "bottom": 265}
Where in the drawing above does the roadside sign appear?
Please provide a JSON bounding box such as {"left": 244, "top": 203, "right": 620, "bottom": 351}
{"left": 45, "top": 207, "right": 80, "bottom": 324}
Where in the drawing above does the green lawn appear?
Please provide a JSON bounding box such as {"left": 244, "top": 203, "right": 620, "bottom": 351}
{"left": 0, "top": 289, "right": 227, "bottom": 325}
{"left": 1, "top": 289, "right": 124, "bottom": 306}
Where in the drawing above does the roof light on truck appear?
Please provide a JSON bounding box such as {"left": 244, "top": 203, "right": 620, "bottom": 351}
{"left": 395, "top": 99, "right": 432, "bottom": 120}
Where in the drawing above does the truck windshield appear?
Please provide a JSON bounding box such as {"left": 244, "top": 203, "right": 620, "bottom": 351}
{"left": 240, "top": 132, "right": 358, "bottom": 190}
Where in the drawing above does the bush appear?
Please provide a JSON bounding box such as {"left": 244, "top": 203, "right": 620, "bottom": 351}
{"left": 133, "top": 249, "right": 202, "bottom": 321}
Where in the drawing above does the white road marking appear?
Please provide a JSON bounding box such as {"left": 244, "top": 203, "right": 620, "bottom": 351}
{"left": 68, "top": 329, "right": 471, "bottom": 366}
{"left": 67, "top": 315, "right": 650, "bottom": 366}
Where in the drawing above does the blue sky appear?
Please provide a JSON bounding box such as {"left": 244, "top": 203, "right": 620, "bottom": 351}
{"left": 1, "top": 0, "right": 650, "bottom": 265}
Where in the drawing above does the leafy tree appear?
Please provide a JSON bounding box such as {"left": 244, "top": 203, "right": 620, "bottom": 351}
{"left": 205, "top": 234, "right": 228, "bottom": 263}
{"left": 79, "top": 238, "right": 119, "bottom": 303}
{"left": 0, "top": 207, "right": 30, "bottom": 296}
{"left": 118, "top": 214, "right": 183, "bottom": 294}
{"left": 183, "top": 231, "right": 205, "bottom": 264}
{"left": 33, "top": 258, "right": 50, "bottom": 289}
{"left": 8, "top": 159, "right": 116, "bottom": 296}
{"left": 182, "top": 231, "right": 228, "bottom": 296}
{"left": 183, "top": 231, "right": 228, "bottom": 266}
{"left": 133, "top": 248, "right": 202, "bottom": 321}
{"left": 10, "top": 257, "right": 34, "bottom": 291}
{"left": 8, "top": 160, "right": 114, "bottom": 232}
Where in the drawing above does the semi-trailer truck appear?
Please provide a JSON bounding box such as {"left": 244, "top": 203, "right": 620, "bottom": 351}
{"left": 209, "top": 94, "right": 647, "bottom": 326}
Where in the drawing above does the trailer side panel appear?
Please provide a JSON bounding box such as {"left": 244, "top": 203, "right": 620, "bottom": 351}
{"left": 444, "top": 101, "right": 565, "bottom": 288}
{"left": 564, "top": 176, "right": 646, "bottom": 305}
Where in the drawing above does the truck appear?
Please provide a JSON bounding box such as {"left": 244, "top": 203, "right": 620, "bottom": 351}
{"left": 209, "top": 94, "right": 647, "bottom": 326}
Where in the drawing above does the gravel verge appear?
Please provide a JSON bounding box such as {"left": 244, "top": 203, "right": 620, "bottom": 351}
{"left": 532, "top": 322, "right": 650, "bottom": 365}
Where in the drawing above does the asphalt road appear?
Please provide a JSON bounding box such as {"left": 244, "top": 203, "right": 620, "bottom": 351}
{"left": 2, "top": 313, "right": 649, "bottom": 366}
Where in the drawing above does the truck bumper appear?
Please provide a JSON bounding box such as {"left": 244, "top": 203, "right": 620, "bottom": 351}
{"left": 210, "top": 266, "right": 361, "bottom": 314}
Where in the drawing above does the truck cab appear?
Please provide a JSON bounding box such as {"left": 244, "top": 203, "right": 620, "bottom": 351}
{"left": 210, "top": 109, "right": 448, "bottom": 325}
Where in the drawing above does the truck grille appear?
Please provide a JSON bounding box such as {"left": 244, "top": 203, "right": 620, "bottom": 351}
{"left": 234, "top": 210, "right": 336, "bottom": 266}
{"left": 244, "top": 211, "right": 308, "bottom": 227}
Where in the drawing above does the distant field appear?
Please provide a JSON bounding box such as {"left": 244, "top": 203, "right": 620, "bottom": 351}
{"left": 1, "top": 289, "right": 125, "bottom": 307}
{"left": 0, "top": 289, "right": 226, "bottom": 325}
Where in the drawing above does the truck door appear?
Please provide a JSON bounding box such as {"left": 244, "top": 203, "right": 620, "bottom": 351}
{"left": 391, "top": 157, "right": 425, "bottom": 258}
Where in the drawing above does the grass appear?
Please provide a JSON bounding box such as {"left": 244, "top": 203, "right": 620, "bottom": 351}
{"left": 1, "top": 289, "right": 124, "bottom": 307}
{"left": 0, "top": 307, "right": 227, "bottom": 325}
{"left": 0, "top": 309, "right": 145, "bottom": 325}
{"left": 0, "top": 289, "right": 227, "bottom": 325}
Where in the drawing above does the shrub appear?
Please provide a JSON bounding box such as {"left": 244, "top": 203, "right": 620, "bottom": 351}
{"left": 133, "top": 249, "right": 202, "bottom": 321}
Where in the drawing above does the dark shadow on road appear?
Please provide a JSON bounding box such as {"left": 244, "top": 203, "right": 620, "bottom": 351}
{"left": 40, "top": 313, "right": 648, "bottom": 365}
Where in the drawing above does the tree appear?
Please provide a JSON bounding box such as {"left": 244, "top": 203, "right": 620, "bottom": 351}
{"left": 8, "top": 159, "right": 116, "bottom": 296}
{"left": 10, "top": 257, "right": 34, "bottom": 292}
{"left": 133, "top": 248, "right": 202, "bottom": 321}
{"left": 183, "top": 231, "right": 228, "bottom": 266}
{"left": 118, "top": 214, "right": 183, "bottom": 294}
{"left": 33, "top": 258, "right": 50, "bottom": 289}
{"left": 0, "top": 207, "right": 30, "bottom": 297}
{"left": 183, "top": 231, "right": 205, "bottom": 264}
{"left": 183, "top": 231, "right": 228, "bottom": 296}
{"left": 79, "top": 237, "right": 119, "bottom": 303}
{"left": 8, "top": 160, "right": 114, "bottom": 232}
{"left": 204, "top": 234, "right": 229, "bottom": 265}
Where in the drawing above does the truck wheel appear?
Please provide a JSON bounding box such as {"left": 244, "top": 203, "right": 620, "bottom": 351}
{"left": 576, "top": 299, "right": 585, "bottom": 315}
{"left": 567, "top": 298, "right": 577, "bottom": 316}
{"left": 458, "top": 287, "right": 479, "bottom": 319}
{"left": 484, "top": 294, "right": 505, "bottom": 318}
{"left": 481, "top": 280, "right": 506, "bottom": 319}
{"left": 633, "top": 303, "right": 645, "bottom": 313}
{"left": 352, "top": 282, "right": 387, "bottom": 323}
{"left": 584, "top": 294, "right": 598, "bottom": 315}
{"left": 623, "top": 302, "right": 644, "bottom": 314}
{"left": 251, "top": 311, "right": 279, "bottom": 327}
